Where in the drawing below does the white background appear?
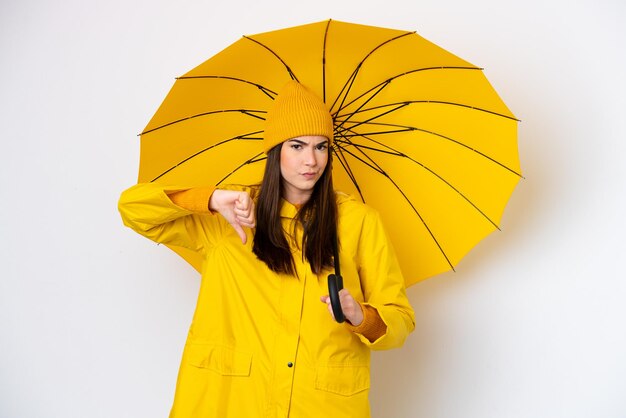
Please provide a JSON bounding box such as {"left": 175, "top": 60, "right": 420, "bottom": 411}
{"left": 1, "top": 0, "right": 625, "bottom": 417}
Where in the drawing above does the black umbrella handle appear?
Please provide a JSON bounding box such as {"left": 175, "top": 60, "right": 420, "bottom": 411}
{"left": 328, "top": 273, "right": 345, "bottom": 323}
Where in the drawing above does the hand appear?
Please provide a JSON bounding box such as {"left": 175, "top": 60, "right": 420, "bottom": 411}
{"left": 209, "top": 190, "right": 256, "bottom": 244}
{"left": 320, "top": 288, "right": 364, "bottom": 326}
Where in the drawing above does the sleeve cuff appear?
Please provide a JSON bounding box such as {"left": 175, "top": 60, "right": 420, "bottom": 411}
{"left": 167, "top": 187, "right": 214, "bottom": 213}
{"left": 346, "top": 303, "right": 387, "bottom": 343}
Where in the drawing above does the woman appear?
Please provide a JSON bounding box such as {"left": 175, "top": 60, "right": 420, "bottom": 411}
{"left": 119, "top": 81, "right": 415, "bottom": 417}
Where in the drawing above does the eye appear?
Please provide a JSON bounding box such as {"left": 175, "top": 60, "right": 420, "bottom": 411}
{"left": 316, "top": 143, "right": 328, "bottom": 151}
{"left": 290, "top": 143, "right": 302, "bottom": 150}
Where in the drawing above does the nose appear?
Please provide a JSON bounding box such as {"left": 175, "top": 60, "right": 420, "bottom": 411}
{"left": 303, "top": 148, "right": 317, "bottom": 167}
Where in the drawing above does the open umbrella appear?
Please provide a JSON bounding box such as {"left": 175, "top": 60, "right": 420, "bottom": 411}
{"left": 138, "top": 19, "right": 521, "bottom": 287}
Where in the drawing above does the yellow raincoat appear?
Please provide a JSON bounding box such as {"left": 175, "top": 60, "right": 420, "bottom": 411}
{"left": 118, "top": 183, "right": 415, "bottom": 418}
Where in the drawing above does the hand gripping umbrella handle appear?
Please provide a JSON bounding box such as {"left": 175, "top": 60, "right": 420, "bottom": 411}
{"left": 327, "top": 273, "right": 345, "bottom": 323}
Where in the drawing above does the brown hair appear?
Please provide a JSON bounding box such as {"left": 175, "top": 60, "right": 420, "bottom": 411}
{"left": 253, "top": 144, "right": 337, "bottom": 275}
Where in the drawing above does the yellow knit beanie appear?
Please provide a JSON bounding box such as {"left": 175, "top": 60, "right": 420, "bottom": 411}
{"left": 263, "top": 80, "right": 334, "bottom": 153}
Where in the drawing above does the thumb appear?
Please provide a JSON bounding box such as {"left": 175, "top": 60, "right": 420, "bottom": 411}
{"left": 232, "top": 222, "right": 247, "bottom": 245}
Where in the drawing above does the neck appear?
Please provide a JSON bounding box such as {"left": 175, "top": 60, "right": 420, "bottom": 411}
{"left": 284, "top": 194, "right": 311, "bottom": 206}
{"left": 282, "top": 188, "right": 312, "bottom": 206}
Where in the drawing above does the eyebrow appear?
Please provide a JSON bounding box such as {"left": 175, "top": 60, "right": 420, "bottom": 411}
{"left": 288, "top": 139, "right": 329, "bottom": 146}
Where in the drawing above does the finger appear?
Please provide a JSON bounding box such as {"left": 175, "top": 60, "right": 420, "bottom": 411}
{"left": 236, "top": 193, "right": 251, "bottom": 210}
{"left": 339, "top": 291, "right": 354, "bottom": 313}
{"left": 324, "top": 300, "right": 335, "bottom": 321}
{"left": 248, "top": 201, "right": 256, "bottom": 226}
{"left": 235, "top": 210, "right": 256, "bottom": 227}
{"left": 337, "top": 289, "right": 364, "bottom": 325}
{"left": 234, "top": 198, "right": 255, "bottom": 227}
{"left": 320, "top": 295, "right": 337, "bottom": 321}
{"left": 338, "top": 289, "right": 352, "bottom": 304}
{"left": 236, "top": 216, "right": 255, "bottom": 228}
{"left": 233, "top": 206, "right": 249, "bottom": 216}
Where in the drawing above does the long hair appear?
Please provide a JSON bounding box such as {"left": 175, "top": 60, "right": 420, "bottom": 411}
{"left": 253, "top": 144, "right": 338, "bottom": 275}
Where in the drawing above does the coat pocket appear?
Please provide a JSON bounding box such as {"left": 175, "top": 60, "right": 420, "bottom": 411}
{"left": 187, "top": 343, "right": 252, "bottom": 377}
{"left": 315, "top": 364, "right": 370, "bottom": 396}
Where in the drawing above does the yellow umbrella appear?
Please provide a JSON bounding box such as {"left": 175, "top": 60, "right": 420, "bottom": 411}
{"left": 138, "top": 19, "right": 521, "bottom": 287}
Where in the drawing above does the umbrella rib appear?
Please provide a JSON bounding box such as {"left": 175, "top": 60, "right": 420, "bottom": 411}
{"left": 334, "top": 139, "right": 456, "bottom": 271}
{"left": 340, "top": 127, "right": 416, "bottom": 137}
{"left": 333, "top": 83, "right": 521, "bottom": 170}
{"left": 336, "top": 129, "right": 502, "bottom": 230}
{"left": 334, "top": 66, "right": 483, "bottom": 119}
{"left": 243, "top": 36, "right": 299, "bottom": 81}
{"left": 329, "top": 30, "right": 414, "bottom": 113}
{"left": 150, "top": 131, "right": 263, "bottom": 182}
{"left": 336, "top": 116, "right": 522, "bottom": 178}
{"left": 140, "top": 109, "right": 266, "bottom": 136}
{"left": 330, "top": 66, "right": 363, "bottom": 117}
{"left": 337, "top": 100, "right": 520, "bottom": 123}
{"left": 335, "top": 101, "right": 409, "bottom": 135}
{"left": 334, "top": 140, "right": 388, "bottom": 175}
{"left": 333, "top": 81, "right": 392, "bottom": 134}
{"left": 331, "top": 141, "right": 365, "bottom": 201}
{"left": 322, "top": 19, "right": 331, "bottom": 102}
{"left": 334, "top": 137, "right": 403, "bottom": 157}
{"left": 176, "top": 75, "right": 278, "bottom": 99}
{"left": 216, "top": 152, "right": 267, "bottom": 186}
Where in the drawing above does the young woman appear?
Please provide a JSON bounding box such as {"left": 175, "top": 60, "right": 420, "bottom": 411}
{"left": 119, "top": 81, "right": 415, "bottom": 417}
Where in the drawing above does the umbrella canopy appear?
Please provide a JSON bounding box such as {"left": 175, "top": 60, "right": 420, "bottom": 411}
{"left": 138, "top": 19, "right": 521, "bottom": 286}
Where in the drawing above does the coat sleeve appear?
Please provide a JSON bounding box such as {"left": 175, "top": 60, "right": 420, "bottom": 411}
{"left": 118, "top": 183, "right": 216, "bottom": 253}
{"left": 354, "top": 207, "right": 416, "bottom": 350}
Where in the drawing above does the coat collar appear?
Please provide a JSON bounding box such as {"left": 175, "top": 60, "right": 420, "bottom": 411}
{"left": 279, "top": 199, "right": 299, "bottom": 219}
{"left": 278, "top": 191, "right": 354, "bottom": 219}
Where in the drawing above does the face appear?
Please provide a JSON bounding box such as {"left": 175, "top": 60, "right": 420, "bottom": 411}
{"left": 280, "top": 135, "right": 329, "bottom": 204}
